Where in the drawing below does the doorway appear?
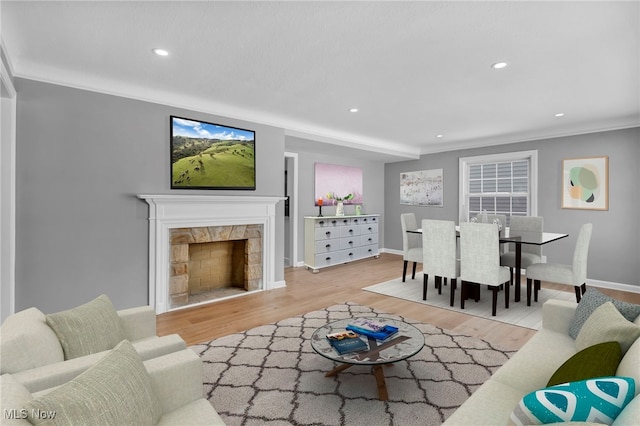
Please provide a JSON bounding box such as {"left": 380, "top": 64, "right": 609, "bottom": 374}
{"left": 284, "top": 152, "right": 298, "bottom": 267}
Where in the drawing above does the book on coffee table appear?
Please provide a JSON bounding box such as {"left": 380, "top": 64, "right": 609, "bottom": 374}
{"left": 326, "top": 330, "right": 369, "bottom": 354}
{"left": 346, "top": 319, "right": 399, "bottom": 341}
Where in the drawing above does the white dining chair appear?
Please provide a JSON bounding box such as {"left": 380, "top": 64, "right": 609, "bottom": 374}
{"left": 500, "top": 216, "right": 544, "bottom": 286}
{"left": 526, "top": 223, "right": 593, "bottom": 305}
{"left": 400, "top": 213, "right": 423, "bottom": 282}
{"left": 421, "top": 219, "right": 460, "bottom": 306}
{"left": 475, "top": 213, "right": 507, "bottom": 254}
{"left": 460, "top": 222, "right": 511, "bottom": 316}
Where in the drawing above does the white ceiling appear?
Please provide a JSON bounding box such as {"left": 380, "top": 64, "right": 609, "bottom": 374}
{"left": 2, "top": 1, "right": 638, "bottom": 162}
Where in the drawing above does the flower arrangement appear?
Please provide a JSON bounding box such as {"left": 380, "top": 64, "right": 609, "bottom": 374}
{"left": 326, "top": 192, "right": 354, "bottom": 203}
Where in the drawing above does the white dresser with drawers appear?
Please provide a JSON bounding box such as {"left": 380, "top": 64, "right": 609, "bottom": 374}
{"left": 304, "top": 214, "right": 380, "bottom": 272}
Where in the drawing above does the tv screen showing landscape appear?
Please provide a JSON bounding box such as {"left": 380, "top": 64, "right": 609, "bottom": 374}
{"left": 170, "top": 116, "right": 256, "bottom": 190}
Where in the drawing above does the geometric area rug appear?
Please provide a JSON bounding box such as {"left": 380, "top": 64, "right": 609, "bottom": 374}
{"left": 364, "top": 276, "right": 577, "bottom": 330}
{"left": 190, "top": 302, "right": 516, "bottom": 425}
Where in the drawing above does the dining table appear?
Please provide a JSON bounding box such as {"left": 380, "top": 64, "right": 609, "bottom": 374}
{"left": 408, "top": 225, "right": 569, "bottom": 303}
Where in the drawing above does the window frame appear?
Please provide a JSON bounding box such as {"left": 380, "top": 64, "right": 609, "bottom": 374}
{"left": 458, "top": 150, "right": 538, "bottom": 223}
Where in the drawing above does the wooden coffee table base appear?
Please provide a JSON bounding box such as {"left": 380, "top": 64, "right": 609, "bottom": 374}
{"left": 325, "top": 363, "right": 391, "bottom": 400}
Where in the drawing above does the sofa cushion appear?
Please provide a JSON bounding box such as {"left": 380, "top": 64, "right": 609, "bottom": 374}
{"left": 612, "top": 393, "right": 640, "bottom": 426}
{"left": 616, "top": 338, "right": 640, "bottom": 396}
{"left": 491, "top": 328, "right": 577, "bottom": 393}
{"left": 569, "top": 288, "right": 640, "bottom": 339}
{"left": 24, "top": 340, "right": 162, "bottom": 425}
{"left": 509, "top": 377, "right": 635, "bottom": 425}
{"left": 443, "top": 379, "right": 527, "bottom": 426}
{"left": 575, "top": 302, "right": 640, "bottom": 355}
{"left": 46, "top": 294, "right": 127, "bottom": 360}
{"left": 0, "top": 308, "right": 64, "bottom": 374}
{"left": 547, "top": 342, "right": 622, "bottom": 387}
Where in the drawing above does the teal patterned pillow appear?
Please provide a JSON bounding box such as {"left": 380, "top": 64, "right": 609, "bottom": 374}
{"left": 569, "top": 288, "right": 640, "bottom": 339}
{"left": 509, "top": 377, "right": 635, "bottom": 425}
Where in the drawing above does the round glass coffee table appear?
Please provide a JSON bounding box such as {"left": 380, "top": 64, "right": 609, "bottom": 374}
{"left": 310, "top": 317, "right": 425, "bottom": 400}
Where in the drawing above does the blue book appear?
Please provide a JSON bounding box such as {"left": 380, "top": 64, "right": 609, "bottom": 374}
{"left": 346, "top": 323, "right": 399, "bottom": 341}
{"left": 326, "top": 330, "right": 369, "bottom": 354}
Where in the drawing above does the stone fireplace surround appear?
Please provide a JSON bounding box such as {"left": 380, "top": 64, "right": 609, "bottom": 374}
{"left": 138, "top": 195, "right": 284, "bottom": 314}
{"left": 169, "top": 224, "right": 263, "bottom": 308}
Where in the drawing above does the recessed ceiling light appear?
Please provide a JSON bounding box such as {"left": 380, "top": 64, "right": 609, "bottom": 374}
{"left": 436, "top": 134, "right": 444, "bottom": 138}
{"left": 491, "top": 61, "right": 508, "bottom": 69}
{"left": 554, "top": 113, "right": 565, "bottom": 117}
{"left": 152, "top": 48, "right": 169, "bottom": 56}
{"left": 349, "top": 108, "right": 359, "bottom": 113}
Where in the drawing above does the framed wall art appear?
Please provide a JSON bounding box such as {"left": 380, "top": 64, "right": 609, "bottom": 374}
{"left": 314, "top": 163, "right": 363, "bottom": 205}
{"left": 400, "top": 169, "right": 443, "bottom": 207}
{"left": 561, "top": 156, "right": 608, "bottom": 210}
{"left": 170, "top": 116, "right": 255, "bottom": 190}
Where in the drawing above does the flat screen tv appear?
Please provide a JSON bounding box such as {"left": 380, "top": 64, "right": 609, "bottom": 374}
{"left": 170, "top": 115, "right": 256, "bottom": 190}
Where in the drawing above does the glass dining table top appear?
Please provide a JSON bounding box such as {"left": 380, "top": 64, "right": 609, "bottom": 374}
{"left": 410, "top": 226, "right": 568, "bottom": 246}
{"left": 498, "top": 228, "right": 568, "bottom": 245}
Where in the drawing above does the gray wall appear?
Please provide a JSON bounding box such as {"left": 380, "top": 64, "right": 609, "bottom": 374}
{"left": 384, "top": 127, "right": 640, "bottom": 287}
{"left": 291, "top": 149, "right": 386, "bottom": 263}
{"left": 15, "top": 78, "right": 285, "bottom": 312}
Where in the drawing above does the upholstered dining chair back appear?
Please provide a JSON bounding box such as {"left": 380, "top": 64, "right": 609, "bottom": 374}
{"left": 401, "top": 213, "right": 422, "bottom": 262}
{"left": 422, "top": 219, "right": 458, "bottom": 279}
{"left": 475, "top": 213, "right": 507, "bottom": 253}
{"left": 475, "top": 213, "right": 507, "bottom": 229}
{"left": 460, "top": 222, "right": 505, "bottom": 285}
{"left": 460, "top": 222, "right": 511, "bottom": 316}
{"left": 507, "top": 216, "right": 544, "bottom": 256}
{"left": 400, "top": 213, "right": 423, "bottom": 281}
{"left": 572, "top": 223, "right": 593, "bottom": 285}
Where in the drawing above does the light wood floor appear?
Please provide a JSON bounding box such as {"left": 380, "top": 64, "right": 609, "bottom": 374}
{"left": 157, "top": 253, "right": 640, "bottom": 351}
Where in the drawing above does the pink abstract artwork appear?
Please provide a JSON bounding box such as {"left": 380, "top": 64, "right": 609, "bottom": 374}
{"left": 314, "top": 163, "right": 363, "bottom": 205}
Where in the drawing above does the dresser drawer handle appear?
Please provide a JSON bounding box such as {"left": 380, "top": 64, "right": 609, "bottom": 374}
{"left": 325, "top": 257, "right": 331, "bottom": 261}
{"left": 325, "top": 244, "right": 331, "bottom": 248}
{"left": 319, "top": 220, "right": 324, "bottom": 225}
{"left": 325, "top": 231, "right": 331, "bottom": 236}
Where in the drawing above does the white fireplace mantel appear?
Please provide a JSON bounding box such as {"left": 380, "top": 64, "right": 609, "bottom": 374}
{"left": 138, "top": 194, "right": 285, "bottom": 313}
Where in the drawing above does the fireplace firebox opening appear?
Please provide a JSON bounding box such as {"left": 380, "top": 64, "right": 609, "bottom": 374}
{"left": 169, "top": 224, "right": 263, "bottom": 309}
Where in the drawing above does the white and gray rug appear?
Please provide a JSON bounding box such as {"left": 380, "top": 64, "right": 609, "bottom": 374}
{"left": 191, "top": 302, "right": 516, "bottom": 426}
{"left": 364, "top": 276, "right": 576, "bottom": 330}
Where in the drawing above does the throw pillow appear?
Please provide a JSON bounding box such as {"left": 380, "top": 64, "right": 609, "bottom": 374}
{"left": 575, "top": 302, "right": 640, "bottom": 355}
{"left": 568, "top": 288, "right": 640, "bottom": 339}
{"left": 24, "top": 340, "right": 162, "bottom": 426}
{"left": 509, "top": 376, "right": 635, "bottom": 425}
{"left": 46, "top": 294, "right": 127, "bottom": 360}
{"left": 547, "top": 341, "right": 622, "bottom": 387}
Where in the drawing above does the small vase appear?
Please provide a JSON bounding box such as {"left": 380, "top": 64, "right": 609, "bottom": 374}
{"left": 335, "top": 201, "right": 345, "bottom": 216}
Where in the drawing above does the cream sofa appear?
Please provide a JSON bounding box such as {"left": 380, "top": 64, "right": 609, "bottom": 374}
{"left": 1, "top": 347, "right": 224, "bottom": 425}
{"left": 444, "top": 299, "right": 640, "bottom": 425}
{"left": 1, "top": 303, "right": 186, "bottom": 393}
